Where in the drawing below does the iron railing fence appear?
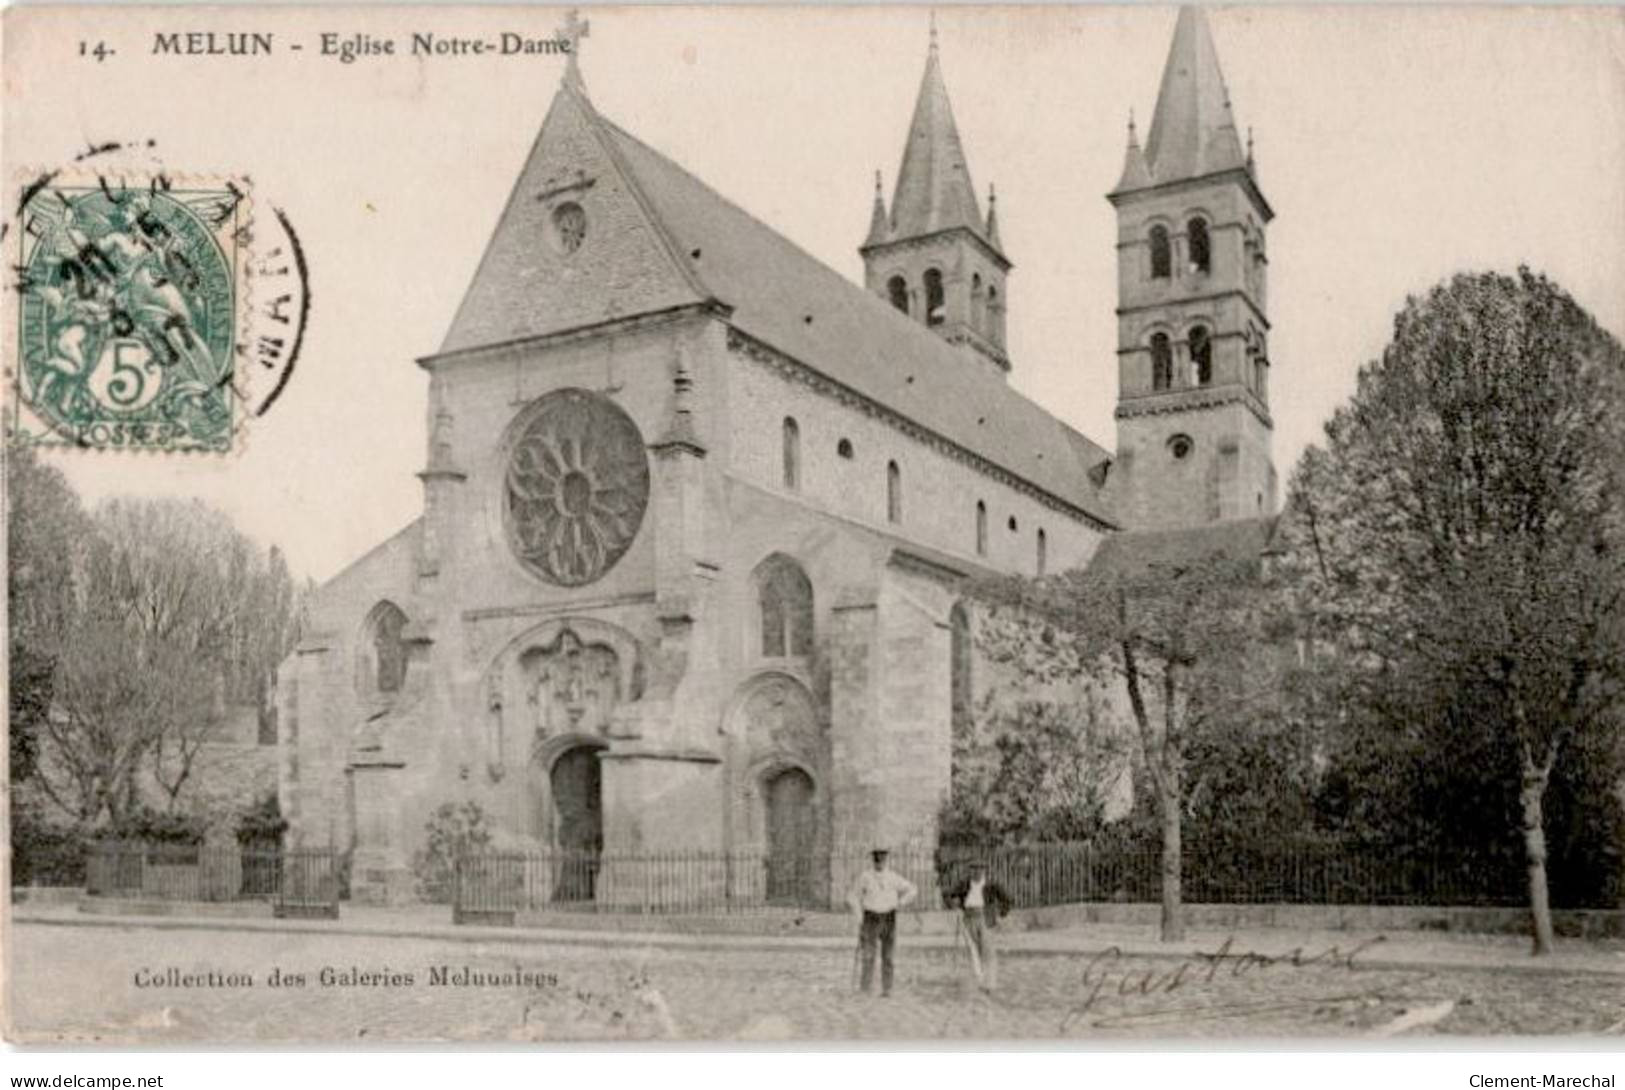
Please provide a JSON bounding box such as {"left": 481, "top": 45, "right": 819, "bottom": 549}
{"left": 84, "top": 841, "right": 340, "bottom": 918}
{"left": 451, "top": 840, "right": 1542, "bottom": 920}
{"left": 946, "top": 841, "right": 1535, "bottom": 908}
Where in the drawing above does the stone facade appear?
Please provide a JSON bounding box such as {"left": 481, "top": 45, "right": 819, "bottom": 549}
{"left": 279, "top": 11, "right": 1274, "bottom": 906}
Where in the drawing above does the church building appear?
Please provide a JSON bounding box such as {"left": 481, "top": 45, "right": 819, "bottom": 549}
{"left": 278, "top": 7, "right": 1277, "bottom": 905}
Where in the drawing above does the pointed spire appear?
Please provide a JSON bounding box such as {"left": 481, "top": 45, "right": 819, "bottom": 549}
{"left": 865, "top": 169, "right": 890, "bottom": 246}
{"left": 1115, "top": 109, "right": 1153, "bottom": 192}
{"left": 984, "top": 182, "right": 1001, "bottom": 247}
{"left": 887, "top": 20, "right": 987, "bottom": 242}
{"left": 1142, "top": 6, "right": 1247, "bottom": 185}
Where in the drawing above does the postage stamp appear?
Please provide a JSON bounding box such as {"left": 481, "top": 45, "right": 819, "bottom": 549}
{"left": 10, "top": 169, "right": 249, "bottom": 452}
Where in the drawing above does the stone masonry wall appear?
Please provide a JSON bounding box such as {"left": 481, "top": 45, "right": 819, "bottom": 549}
{"left": 724, "top": 343, "right": 1107, "bottom": 577}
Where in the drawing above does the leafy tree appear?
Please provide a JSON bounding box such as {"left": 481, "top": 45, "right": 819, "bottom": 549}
{"left": 1281, "top": 269, "right": 1625, "bottom": 954}
{"left": 939, "top": 694, "right": 1125, "bottom": 846}
{"left": 30, "top": 496, "right": 302, "bottom": 828}
{"left": 5, "top": 445, "right": 91, "bottom": 783}
{"left": 36, "top": 612, "right": 211, "bottom": 827}
{"left": 971, "top": 534, "right": 1282, "bottom": 941}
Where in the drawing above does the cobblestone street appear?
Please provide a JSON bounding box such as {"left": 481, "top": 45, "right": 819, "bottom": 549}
{"left": 9, "top": 922, "right": 1624, "bottom": 1043}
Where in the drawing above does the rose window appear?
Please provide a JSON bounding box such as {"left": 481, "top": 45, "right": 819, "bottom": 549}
{"left": 505, "top": 389, "right": 649, "bottom": 586}
{"left": 551, "top": 202, "right": 587, "bottom": 254}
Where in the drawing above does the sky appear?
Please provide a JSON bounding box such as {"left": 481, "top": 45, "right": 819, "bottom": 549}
{"left": 7, "top": 4, "right": 1623, "bottom": 584}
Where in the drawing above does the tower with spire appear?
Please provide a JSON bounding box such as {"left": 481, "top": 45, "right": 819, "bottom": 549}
{"left": 1108, "top": 6, "right": 1276, "bottom": 530}
{"left": 862, "top": 20, "right": 1012, "bottom": 375}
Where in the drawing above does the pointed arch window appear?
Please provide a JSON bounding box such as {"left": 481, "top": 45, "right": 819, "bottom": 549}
{"left": 987, "top": 284, "right": 1003, "bottom": 344}
{"left": 887, "top": 275, "right": 909, "bottom": 315}
{"left": 887, "top": 460, "right": 903, "bottom": 523}
{"left": 950, "top": 602, "right": 972, "bottom": 734}
{"left": 975, "top": 500, "right": 988, "bottom": 557}
{"left": 923, "top": 269, "right": 946, "bottom": 327}
{"left": 1187, "top": 218, "right": 1211, "bottom": 275}
{"left": 1150, "top": 332, "right": 1173, "bottom": 391}
{"left": 971, "top": 273, "right": 985, "bottom": 334}
{"left": 362, "top": 601, "right": 409, "bottom": 694}
{"left": 782, "top": 416, "right": 800, "bottom": 491}
{"left": 755, "top": 554, "right": 814, "bottom": 658}
{"left": 1189, "top": 325, "right": 1213, "bottom": 386}
{"left": 1149, "top": 225, "right": 1172, "bottom": 279}
{"left": 1036, "top": 528, "right": 1047, "bottom": 576}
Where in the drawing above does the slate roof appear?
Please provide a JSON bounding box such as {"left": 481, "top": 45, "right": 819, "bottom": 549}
{"left": 593, "top": 110, "right": 1116, "bottom": 526}
{"left": 1086, "top": 515, "right": 1280, "bottom": 582}
{"left": 1112, "top": 6, "right": 1248, "bottom": 197}
{"left": 879, "top": 35, "right": 990, "bottom": 245}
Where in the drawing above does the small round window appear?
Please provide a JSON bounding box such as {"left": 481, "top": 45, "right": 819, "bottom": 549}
{"left": 551, "top": 202, "right": 587, "bottom": 255}
{"left": 1168, "top": 434, "right": 1193, "bottom": 460}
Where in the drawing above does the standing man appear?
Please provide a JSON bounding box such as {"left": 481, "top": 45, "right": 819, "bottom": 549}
{"left": 847, "top": 847, "right": 917, "bottom": 997}
{"left": 947, "top": 860, "right": 1011, "bottom": 990}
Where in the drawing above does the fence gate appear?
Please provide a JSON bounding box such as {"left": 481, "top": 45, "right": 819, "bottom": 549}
{"left": 274, "top": 850, "right": 341, "bottom": 919}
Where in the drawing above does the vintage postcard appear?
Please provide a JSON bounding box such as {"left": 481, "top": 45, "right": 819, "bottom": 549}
{"left": 4, "top": 2, "right": 1625, "bottom": 1049}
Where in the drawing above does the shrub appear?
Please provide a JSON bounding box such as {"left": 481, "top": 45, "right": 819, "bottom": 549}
{"left": 236, "top": 791, "right": 288, "bottom": 848}
{"left": 114, "top": 804, "right": 206, "bottom": 846}
{"left": 413, "top": 801, "right": 493, "bottom": 903}
{"left": 10, "top": 807, "right": 89, "bottom": 887}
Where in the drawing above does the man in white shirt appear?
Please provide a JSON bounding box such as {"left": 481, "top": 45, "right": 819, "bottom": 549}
{"left": 846, "top": 848, "right": 917, "bottom": 996}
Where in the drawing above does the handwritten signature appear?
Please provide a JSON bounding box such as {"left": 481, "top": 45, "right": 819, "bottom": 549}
{"left": 1060, "top": 935, "right": 1400, "bottom": 1030}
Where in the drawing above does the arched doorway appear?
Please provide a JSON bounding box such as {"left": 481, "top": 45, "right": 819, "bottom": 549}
{"left": 764, "top": 766, "right": 816, "bottom": 905}
{"left": 550, "top": 745, "right": 602, "bottom": 901}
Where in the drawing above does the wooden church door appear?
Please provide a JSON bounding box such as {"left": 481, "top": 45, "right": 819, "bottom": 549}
{"left": 764, "top": 767, "right": 816, "bottom": 904}
{"left": 550, "top": 746, "right": 602, "bottom": 901}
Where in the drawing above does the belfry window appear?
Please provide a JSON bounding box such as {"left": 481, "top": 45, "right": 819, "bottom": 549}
{"left": 887, "top": 275, "right": 909, "bottom": 315}
{"left": 1149, "top": 225, "right": 1171, "bottom": 279}
{"left": 1151, "top": 332, "right": 1173, "bottom": 391}
{"left": 782, "top": 416, "right": 800, "bottom": 490}
{"left": 1187, "top": 218, "right": 1211, "bottom": 275}
{"left": 887, "top": 461, "right": 903, "bottom": 523}
{"left": 924, "top": 269, "right": 946, "bottom": 327}
{"left": 1036, "top": 528, "right": 1047, "bottom": 576}
{"left": 755, "top": 554, "right": 814, "bottom": 658}
{"left": 971, "top": 273, "right": 984, "bottom": 333}
{"left": 1190, "top": 325, "right": 1213, "bottom": 386}
{"left": 975, "top": 501, "right": 988, "bottom": 556}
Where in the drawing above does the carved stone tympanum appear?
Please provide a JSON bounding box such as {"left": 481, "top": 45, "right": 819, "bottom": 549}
{"left": 521, "top": 627, "right": 622, "bottom": 748}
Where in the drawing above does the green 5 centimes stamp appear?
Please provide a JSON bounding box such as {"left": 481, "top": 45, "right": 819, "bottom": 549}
{"left": 13, "top": 175, "right": 247, "bottom": 452}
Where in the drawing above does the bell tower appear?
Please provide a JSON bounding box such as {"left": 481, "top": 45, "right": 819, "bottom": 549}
{"left": 1108, "top": 6, "right": 1276, "bottom": 529}
{"left": 862, "top": 21, "right": 1012, "bottom": 376}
